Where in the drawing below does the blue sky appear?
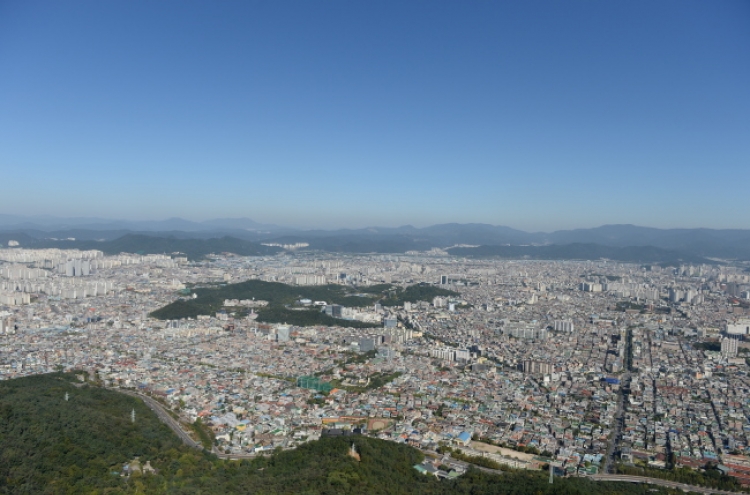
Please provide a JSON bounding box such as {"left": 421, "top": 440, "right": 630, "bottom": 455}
{"left": 1, "top": 1, "right": 748, "bottom": 231}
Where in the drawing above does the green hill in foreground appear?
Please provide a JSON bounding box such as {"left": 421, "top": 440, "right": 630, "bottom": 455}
{"left": 1, "top": 373, "right": 673, "bottom": 495}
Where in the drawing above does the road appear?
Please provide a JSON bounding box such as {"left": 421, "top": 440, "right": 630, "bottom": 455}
{"left": 116, "top": 389, "right": 202, "bottom": 450}
{"left": 115, "top": 388, "right": 260, "bottom": 460}
{"left": 591, "top": 474, "right": 742, "bottom": 494}
{"left": 603, "top": 371, "right": 630, "bottom": 473}
{"left": 421, "top": 449, "right": 505, "bottom": 476}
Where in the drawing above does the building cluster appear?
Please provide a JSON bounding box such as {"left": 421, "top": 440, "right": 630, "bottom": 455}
{"left": 1, "top": 247, "right": 750, "bottom": 482}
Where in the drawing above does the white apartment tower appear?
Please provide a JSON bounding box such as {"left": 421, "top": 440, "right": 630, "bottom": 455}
{"left": 721, "top": 336, "right": 739, "bottom": 358}
{"left": 553, "top": 320, "right": 574, "bottom": 333}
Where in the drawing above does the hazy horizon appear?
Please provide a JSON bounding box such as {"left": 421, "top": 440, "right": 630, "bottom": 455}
{"left": 2, "top": 212, "right": 750, "bottom": 234}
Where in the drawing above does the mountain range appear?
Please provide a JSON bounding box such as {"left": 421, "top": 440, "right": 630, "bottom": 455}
{"left": 1, "top": 215, "right": 749, "bottom": 262}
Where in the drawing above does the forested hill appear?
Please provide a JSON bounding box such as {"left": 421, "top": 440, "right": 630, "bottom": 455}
{"left": 0, "top": 373, "right": 668, "bottom": 495}
{"left": 0, "top": 373, "right": 183, "bottom": 494}
{"left": 150, "top": 280, "right": 458, "bottom": 324}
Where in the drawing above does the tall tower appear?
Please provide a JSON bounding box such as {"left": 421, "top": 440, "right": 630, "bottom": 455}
{"left": 131, "top": 408, "right": 136, "bottom": 423}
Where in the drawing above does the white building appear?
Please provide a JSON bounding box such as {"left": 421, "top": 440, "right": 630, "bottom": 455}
{"left": 721, "top": 336, "right": 739, "bottom": 358}
{"left": 553, "top": 320, "right": 574, "bottom": 333}
{"left": 726, "top": 319, "right": 750, "bottom": 336}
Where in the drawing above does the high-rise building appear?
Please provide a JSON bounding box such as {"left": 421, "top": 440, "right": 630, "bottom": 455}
{"left": 358, "top": 337, "right": 377, "bottom": 352}
{"left": 324, "top": 305, "right": 343, "bottom": 318}
{"left": 684, "top": 289, "right": 696, "bottom": 304}
{"left": 506, "top": 323, "right": 547, "bottom": 341}
{"left": 454, "top": 349, "right": 470, "bottom": 361}
{"left": 383, "top": 317, "right": 398, "bottom": 328}
{"left": 721, "top": 336, "right": 739, "bottom": 358}
{"left": 430, "top": 347, "right": 471, "bottom": 362}
{"left": 668, "top": 288, "right": 683, "bottom": 303}
{"left": 727, "top": 319, "right": 750, "bottom": 336}
{"left": 553, "top": 320, "right": 574, "bottom": 333}
{"left": 523, "top": 360, "right": 553, "bottom": 375}
{"left": 63, "top": 259, "right": 91, "bottom": 277}
{"left": 580, "top": 283, "right": 602, "bottom": 292}
{"left": 276, "top": 325, "right": 290, "bottom": 342}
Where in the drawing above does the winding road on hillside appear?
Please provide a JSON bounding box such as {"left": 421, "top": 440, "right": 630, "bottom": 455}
{"left": 115, "top": 388, "right": 261, "bottom": 460}
{"left": 117, "top": 389, "right": 202, "bottom": 450}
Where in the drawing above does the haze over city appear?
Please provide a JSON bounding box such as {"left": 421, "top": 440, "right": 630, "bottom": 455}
{"left": 1, "top": 1, "right": 749, "bottom": 230}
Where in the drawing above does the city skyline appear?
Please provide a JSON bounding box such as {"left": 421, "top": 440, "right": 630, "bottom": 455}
{"left": 1, "top": 1, "right": 749, "bottom": 230}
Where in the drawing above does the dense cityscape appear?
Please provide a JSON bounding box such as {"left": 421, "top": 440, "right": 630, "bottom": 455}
{"left": 2, "top": 244, "right": 750, "bottom": 486}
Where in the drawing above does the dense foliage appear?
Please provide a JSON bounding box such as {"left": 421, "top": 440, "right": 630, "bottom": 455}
{"left": 190, "top": 280, "right": 382, "bottom": 308}
{"left": 615, "top": 301, "right": 645, "bottom": 312}
{"left": 151, "top": 280, "right": 457, "bottom": 325}
{"left": 150, "top": 280, "right": 381, "bottom": 321}
{"left": 692, "top": 341, "right": 721, "bottom": 352}
{"left": 0, "top": 373, "right": 183, "bottom": 494}
{"left": 380, "top": 284, "right": 458, "bottom": 307}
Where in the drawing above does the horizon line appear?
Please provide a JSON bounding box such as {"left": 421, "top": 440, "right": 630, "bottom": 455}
{"left": 1, "top": 214, "right": 750, "bottom": 233}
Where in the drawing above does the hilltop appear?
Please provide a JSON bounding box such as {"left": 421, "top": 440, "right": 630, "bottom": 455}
{"left": 150, "top": 280, "right": 458, "bottom": 325}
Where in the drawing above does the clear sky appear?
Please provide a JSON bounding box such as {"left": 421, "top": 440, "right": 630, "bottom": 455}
{"left": 1, "top": 1, "right": 748, "bottom": 231}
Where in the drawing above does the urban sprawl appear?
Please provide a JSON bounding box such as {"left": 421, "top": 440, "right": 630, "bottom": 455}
{"left": 2, "top": 246, "right": 750, "bottom": 482}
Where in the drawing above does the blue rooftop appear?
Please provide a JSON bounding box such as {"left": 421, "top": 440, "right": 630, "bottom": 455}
{"left": 457, "top": 431, "right": 472, "bottom": 442}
